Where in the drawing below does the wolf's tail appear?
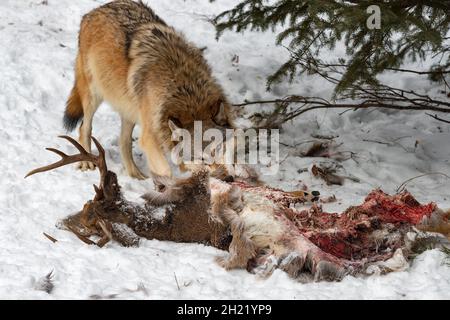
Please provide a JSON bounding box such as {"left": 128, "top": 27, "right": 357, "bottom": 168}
{"left": 63, "top": 83, "right": 83, "bottom": 132}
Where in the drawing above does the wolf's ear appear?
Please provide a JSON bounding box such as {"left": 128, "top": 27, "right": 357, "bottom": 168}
{"left": 213, "top": 101, "right": 229, "bottom": 126}
{"left": 168, "top": 117, "right": 182, "bottom": 133}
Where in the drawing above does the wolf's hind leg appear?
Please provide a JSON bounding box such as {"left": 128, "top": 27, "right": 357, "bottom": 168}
{"left": 120, "top": 117, "right": 147, "bottom": 180}
{"left": 78, "top": 88, "right": 102, "bottom": 171}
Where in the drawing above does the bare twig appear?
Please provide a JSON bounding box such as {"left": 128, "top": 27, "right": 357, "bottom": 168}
{"left": 363, "top": 139, "right": 391, "bottom": 146}
{"left": 330, "top": 151, "right": 360, "bottom": 164}
{"left": 311, "top": 134, "right": 338, "bottom": 140}
{"left": 338, "top": 108, "right": 354, "bottom": 116}
{"left": 279, "top": 139, "right": 318, "bottom": 148}
{"left": 232, "top": 93, "right": 450, "bottom": 125}
{"left": 363, "top": 137, "right": 413, "bottom": 153}
{"left": 392, "top": 136, "right": 412, "bottom": 142}
{"left": 396, "top": 172, "right": 450, "bottom": 193}
{"left": 427, "top": 113, "right": 450, "bottom": 124}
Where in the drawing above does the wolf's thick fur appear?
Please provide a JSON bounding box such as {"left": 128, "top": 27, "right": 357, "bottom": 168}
{"left": 64, "top": 0, "right": 231, "bottom": 178}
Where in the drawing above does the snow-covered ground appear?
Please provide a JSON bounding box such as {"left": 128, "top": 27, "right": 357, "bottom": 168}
{"left": 1, "top": 0, "right": 449, "bottom": 299}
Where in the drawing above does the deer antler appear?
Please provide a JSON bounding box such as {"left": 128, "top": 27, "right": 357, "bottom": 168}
{"left": 25, "top": 135, "right": 108, "bottom": 189}
{"left": 26, "top": 136, "right": 120, "bottom": 247}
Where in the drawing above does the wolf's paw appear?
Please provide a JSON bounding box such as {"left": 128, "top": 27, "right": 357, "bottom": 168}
{"left": 78, "top": 161, "right": 96, "bottom": 171}
{"left": 131, "top": 171, "right": 147, "bottom": 180}
{"left": 129, "top": 168, "right": 147, "bottom": 180}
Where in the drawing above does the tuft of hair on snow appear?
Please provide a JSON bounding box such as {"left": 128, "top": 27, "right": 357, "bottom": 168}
{"left": 33, "top": 270, "right": 55, "bottom": 294}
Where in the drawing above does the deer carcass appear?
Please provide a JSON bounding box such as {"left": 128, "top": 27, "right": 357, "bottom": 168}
{"left": 26, "top": 136, "right": 450, "bottom": 282}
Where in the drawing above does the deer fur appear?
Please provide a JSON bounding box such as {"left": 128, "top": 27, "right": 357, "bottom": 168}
{"left": 27, "top": 137, "right": 450, "bottom": 282}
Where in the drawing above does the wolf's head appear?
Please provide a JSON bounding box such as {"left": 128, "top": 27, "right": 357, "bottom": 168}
{"left": 165, "top": 100, "right": 235, "bottom": 170}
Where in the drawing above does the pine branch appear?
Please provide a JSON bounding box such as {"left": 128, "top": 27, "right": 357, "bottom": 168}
{"left": 214, "top": 0, "right": 450, "bottom": 92}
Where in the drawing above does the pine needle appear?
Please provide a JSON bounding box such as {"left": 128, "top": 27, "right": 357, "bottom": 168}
{"left": 43, "top": 232, "right": 58, "bottom": 243}
{"left": 174, "top": 272, "right": 181, "bottom": 291}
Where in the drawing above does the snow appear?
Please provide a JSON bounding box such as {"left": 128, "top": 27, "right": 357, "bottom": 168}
{"left": 1, "top": 0, "right": 449, "bottom": 299}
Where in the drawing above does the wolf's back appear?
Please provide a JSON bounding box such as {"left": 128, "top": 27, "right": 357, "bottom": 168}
{"left": 82, "top": 0, "right": 167, "bottom": 53}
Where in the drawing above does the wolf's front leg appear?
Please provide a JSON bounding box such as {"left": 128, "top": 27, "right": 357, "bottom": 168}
{"left": 139, "top": 129, "right": 172, "bottom": 177}
{"left": 120, "top": 118, "right": 147, "bottom": 180}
